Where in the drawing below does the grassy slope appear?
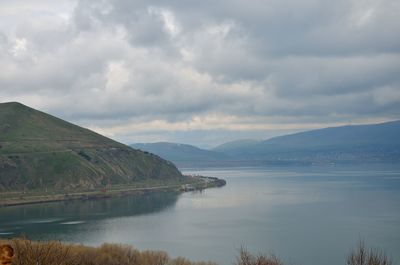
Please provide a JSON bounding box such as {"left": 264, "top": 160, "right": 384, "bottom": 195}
{"left": 0, "top": 102, "right": 183, "bottom": 192}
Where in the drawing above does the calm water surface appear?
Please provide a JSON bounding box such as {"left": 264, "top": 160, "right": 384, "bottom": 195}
{"left": 1, "top": 164, "right": 400, "bottom": 265}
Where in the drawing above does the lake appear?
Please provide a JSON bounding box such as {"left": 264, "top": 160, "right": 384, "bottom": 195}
{"left": 1, "top": 164, "right": 400, "bottom": 265}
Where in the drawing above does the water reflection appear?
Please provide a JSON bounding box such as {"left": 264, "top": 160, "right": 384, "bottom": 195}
{"left": 0, "top": 192, "right": 180, "bottom": 240}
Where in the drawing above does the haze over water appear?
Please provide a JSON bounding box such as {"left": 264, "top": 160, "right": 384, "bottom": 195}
{"left": 1, "top": 164, "right": 400, "bottom": 265}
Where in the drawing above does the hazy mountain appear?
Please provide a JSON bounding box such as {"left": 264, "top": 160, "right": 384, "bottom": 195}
{"left": 0, "top": 102, "right": 183, "bottom": 192}
{"left": 213, "top": 139, "right": 260, "bottom": 153}
{"left": 131, "top": 142, "right": 230, "bottom": 166}
{"left": 214, "top": 120, "right": 400, "bottom": 163}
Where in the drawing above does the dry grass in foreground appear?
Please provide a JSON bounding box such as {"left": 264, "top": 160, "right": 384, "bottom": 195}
{"left": 0, "top": 238, "right": 394, "bottom": 265}
{"left": 1, "top": 238, "right": 216, "bottom": 265}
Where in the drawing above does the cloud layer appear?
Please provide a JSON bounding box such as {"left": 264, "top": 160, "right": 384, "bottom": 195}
{"left": 1, "top": 0, "right": 399, "bottom": 146}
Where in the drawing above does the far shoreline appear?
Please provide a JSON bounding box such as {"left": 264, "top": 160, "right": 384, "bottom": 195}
{"left": 0, "top": 175, "right": 226, "bottom": 208}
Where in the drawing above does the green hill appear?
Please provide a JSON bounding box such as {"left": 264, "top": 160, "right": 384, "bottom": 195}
{"left": 0, "top": 102, "right": 184, "bottom": 192}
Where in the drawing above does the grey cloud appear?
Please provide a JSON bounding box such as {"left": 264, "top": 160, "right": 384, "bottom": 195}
{"left": 269, "top": 54, "right": 400, "bottom": 97}
{"left": 0, "top": 0, "right": 399, "bottom": 145}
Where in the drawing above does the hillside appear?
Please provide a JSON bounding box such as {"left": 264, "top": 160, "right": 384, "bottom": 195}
{"left": 0, "top": 102, "right": 184, "bottom": 192}
{"left": 131, "top": 142, "right": 229, "bottom": 167}
{"left": 213, "top": 139, "right": 260, "bottom": 153}
{"left": 213, "top": 120, "right": 400, "bottom": 163}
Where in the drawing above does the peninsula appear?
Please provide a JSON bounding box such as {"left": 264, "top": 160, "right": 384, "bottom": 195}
{"left": 0, "top": 102, "right": 225, "bottom": 207}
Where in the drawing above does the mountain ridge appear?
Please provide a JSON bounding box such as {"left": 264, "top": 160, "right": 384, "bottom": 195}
{"left": 133, "top": 120, "right": 400, "bottom": 166}
{"left": 213, "top": 120, "right": 400, "bottom": 163}
{"left": 131, "top": 142, "right": 229, "bottom": 167}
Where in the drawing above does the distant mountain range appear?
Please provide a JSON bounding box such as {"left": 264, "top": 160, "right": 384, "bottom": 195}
{"left": 130, "top": 142, "right": 230, "bottom": 167}
{"left": 213, "top": 120, "right": 400, "bottom": 161}
{"left": 0, "top": 102, "right": 183, "bottom": 192}
{"left": 133, "top": 120, "right": 400, "bottom": 166}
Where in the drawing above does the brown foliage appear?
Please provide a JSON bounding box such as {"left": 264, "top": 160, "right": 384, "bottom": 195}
{"left": 5, "top": 238, "right": 217, "bottom": 265}
{"left": 347, "top": 241, "right": 392, "bottom": 265}
{"left": 0, "top": 244, "right": 14, "bottom": 265}
{"left": 169, "top": 257, "right": 217, "bottom": 265}
{"left": 11, "top": 239, "right": 79, "bottom": 265}
{"left": 2, "top": 238, "right": 395, "bottom": 265}
{"left": 235, "top": 247, "right": 283, "bottom": 265}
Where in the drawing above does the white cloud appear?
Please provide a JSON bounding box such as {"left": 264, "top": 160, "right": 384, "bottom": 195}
{"left": 11, "top": 38, "right": 27, "bottom": 56}
{"left": 147, "top": 7, "right": 181, "bottom": 37}
{"left": 105, "top": 61, "right": 130, "bottom": 91}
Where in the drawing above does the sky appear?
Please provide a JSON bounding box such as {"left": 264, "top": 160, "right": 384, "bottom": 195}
{"left": 0, "top": 0, "right": 399, "bottom": 148}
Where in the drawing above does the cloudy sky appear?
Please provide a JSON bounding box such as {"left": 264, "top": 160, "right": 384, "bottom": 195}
{"left": 1, "top": 0, "right": 399, "bottom": 147}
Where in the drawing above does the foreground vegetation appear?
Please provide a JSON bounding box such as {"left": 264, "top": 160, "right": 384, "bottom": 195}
{"left": 0, "top": 238, "right": 393, "bottom": 265}
{"left": 235, "top": 242, "right": 393, "bottom": 265}
{"left": 346, "top": 241, "right": 392, "bottom": 265}
{"left": 0, "top": 238, "right": 216, "bottom": 265}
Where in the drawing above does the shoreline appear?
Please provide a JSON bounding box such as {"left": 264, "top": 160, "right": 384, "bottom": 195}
{"left": 0, "top": 176, "right": 226, "bottom": 208}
